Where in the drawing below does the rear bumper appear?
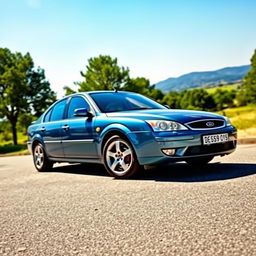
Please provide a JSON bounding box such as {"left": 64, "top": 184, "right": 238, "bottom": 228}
{"left": 129, "top": 126, "right": 237, "bottom": 165}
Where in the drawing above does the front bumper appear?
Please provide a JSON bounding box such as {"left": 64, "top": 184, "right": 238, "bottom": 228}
{"left": 129, "top": 126, "right": 237, "bottom": 165}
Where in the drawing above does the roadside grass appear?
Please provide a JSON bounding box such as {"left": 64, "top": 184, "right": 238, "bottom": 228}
{"left": 205, "top": 83, "right": 240, "bottom": 94}
{"left": 0, "top": 132, "right": 27, "bottom": 146}
{"left": 217, "top": 105, "right": 256, "bottom": 138}
{"left": 0, "top": 144, "right": 27, "bottom": 154}
{"left": 0, "top": 132, "right": 29, "bottom": 155}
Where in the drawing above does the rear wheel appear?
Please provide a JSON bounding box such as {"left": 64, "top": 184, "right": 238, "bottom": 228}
{"left": 186, "top": 156, "right": 214, "bottom": 166}
{"left": 103, "top": 135, "right": 141, "bottom": 178}
{"left": 33, "top": 143, "right": 53, "bottom": 172}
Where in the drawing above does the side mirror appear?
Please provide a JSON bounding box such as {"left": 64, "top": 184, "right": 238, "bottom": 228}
{"left": 164, "top": 105, "right": 170, "bottom": 109}
{"left": 74, "top": 108, "right": 94, "bottom": 117}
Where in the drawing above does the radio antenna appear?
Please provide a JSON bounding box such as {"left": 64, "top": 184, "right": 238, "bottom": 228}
{"left": 113, "top": 85, "right": 118, "bottom": 92}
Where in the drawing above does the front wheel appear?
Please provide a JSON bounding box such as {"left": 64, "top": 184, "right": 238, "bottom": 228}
{"left": 33, "top": 143, "right": 53, "bottom": 172}
{"left": 186, "top": 156, "right": 214, "bottom": 166}
{"left": 103, "top": 136, "right": 141, "bottom": 178}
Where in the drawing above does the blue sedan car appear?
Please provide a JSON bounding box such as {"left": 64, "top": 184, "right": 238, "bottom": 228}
{"left": 27, "top": 91, "right": 237, "bottom": 178}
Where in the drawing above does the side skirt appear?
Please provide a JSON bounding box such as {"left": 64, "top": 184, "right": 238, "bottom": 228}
{"left": 48, "top": 157, "right": 102, "bottom": 164}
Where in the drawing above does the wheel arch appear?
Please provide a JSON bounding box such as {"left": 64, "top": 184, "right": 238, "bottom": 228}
{"left": 100, "top": 129, "right": 142, "bottom": 178}
{"left": 100, "top": 129, "right": 132, "bottom": 154}
{"left": 31, "top": 138, "right": 44, "bottom": 152}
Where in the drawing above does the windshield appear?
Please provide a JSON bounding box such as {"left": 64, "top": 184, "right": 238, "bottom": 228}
{"left": 89, "top": 92, "right": 166, "bottom": 113}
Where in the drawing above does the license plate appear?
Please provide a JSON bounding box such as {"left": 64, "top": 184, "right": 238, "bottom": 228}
{"left": 203, "top": 133, "right": 229, "bottom": 145}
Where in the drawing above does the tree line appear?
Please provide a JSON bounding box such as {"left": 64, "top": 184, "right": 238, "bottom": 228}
{"left": 64, "top": 52, "right": 256, "bottom": 112}
{"left": 161, "top": 50, "right": 256, "bottom": 112}
{"left": 1, "top": 48, "right": 256, "bottom": 145}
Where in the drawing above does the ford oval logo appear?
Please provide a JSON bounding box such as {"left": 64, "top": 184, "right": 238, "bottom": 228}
{"left": 206, "top": 121, "right": 215, "bottom": 127}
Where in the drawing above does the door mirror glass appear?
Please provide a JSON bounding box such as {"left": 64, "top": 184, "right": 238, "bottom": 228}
{"left": 68, "top": 96, "right": 92, "bottom": 119}
{"left": 74, "top": 108, "right": 93, "bottom": 117}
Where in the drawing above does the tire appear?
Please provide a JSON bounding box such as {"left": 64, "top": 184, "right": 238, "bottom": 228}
{"left": 186, "top": 156, "right": 214, "bottom": 166}
{"left": 103, "top": 135, "right": 141, "bottom": 178}
{"left": 33, "top": 143, "right": 53, "bottom": 172}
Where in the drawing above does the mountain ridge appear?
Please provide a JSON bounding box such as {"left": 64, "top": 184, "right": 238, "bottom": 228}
{"left": 155, "top": 65, "right": 250, "bottom": 93}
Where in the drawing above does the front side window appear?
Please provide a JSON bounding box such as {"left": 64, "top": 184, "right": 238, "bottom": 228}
{"left": 50, "top": 99, "right": 67, "bottom": 121}
{"left": 67, "top": 96, "right": 90, "bottom": 119}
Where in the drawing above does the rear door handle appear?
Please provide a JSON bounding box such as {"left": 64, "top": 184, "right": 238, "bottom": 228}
{"left": 40, "top": 127, "right": 46, "bottom": 132}
{"left": 62, "top": 125, "right": 69, "bottom": 130}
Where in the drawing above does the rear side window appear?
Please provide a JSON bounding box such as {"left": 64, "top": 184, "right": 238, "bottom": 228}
{"left": 44, "top": 109, "right": 52, "bottom": 122}
{"left": 50, "top": 99, "right": 67, "bottom": 121}
{"left": 67, "top": 96, "right": 90, "bottom": 119}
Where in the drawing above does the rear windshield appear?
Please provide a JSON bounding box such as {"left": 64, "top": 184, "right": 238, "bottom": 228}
{"left": 89, "top": 92, "right": 165, "bottom": 113}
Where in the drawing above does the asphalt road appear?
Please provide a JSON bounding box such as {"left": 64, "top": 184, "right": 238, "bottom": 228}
{"left": 0, "top": 145, "right": 256, "bottom": 256}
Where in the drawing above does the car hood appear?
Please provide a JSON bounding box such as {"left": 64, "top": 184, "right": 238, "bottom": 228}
{"left": 106, "top": 109, "right": 225, "bottom": 124}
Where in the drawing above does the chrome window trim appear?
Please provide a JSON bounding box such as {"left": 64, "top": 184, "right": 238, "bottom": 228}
{"left": 185, "top": 119, "right": 226, "bottom": 130}
{"left": 62, "top": 139, "right": 94, "bottom": 143}
{"left": 44, "top": 140, "right": 61, "bottom": 143}
{"left": 79, "top": 94, "right": 101, "bottom": 115}
{"left": 44, "top": 139, "right": 94, "bottom": 144}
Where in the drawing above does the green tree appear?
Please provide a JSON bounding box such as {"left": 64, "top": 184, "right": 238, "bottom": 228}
{"left": 0, "top": 120, "right": 12, "bottom": 141}
{"left": 241, "top": 49, "right": 256, "bottom": 104}
{"left": 17, "top": 113, "right": 36, "bottom": 135}
{"left": 63, "top": 85, "right": 76, "bottom": 96}
{"left": 161, "top": 91, "right": 181, "bottom": 108}
{"left": 147, "top": 86, "right": 164, "bottom": 102}
{"left": 26, "top": 67, "right": 56, "bottom": 117}
{"left": 124, "top": 77, "right": 163, "bottom": 101}
{"left": 180, "top": 89, "right": 216, "bottom": 111}
{"left": 236, "top": 89, "right": 247, "bottom": 107}
{"left": 78, "top": 55, "right": 129, "bottom": 91}
{"left": 72, "top": 55, "right": 163, "bottom": 101}
{"left": 212, "top": 89, "right": 236, "bottom": 110}
{"left": 0, "top": 48, "right": 56, "bottom": 145}
{"left": 124, "top": 77, "right": 149, "bottom": 95}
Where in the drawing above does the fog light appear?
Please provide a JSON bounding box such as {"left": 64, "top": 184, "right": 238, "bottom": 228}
{"left": 162, "top": 148, "right": 176, "bottom": 156}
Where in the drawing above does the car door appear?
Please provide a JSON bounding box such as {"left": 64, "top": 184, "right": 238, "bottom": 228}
{"left": 61, "top": 96, "right": 97, "bottom": 159}
{"left": 39, "top": 99, "right": 67, "bottom": 157}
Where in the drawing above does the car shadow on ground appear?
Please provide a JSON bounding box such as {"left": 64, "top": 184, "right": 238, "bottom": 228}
{"left": 140, "top": 162, "right": 256, "bottom": 182}
{"left": 52, "top": 163, "right": 109, "bottom": 177}
{"left": 51, "top": 162, "right": 256, "bottom": 182}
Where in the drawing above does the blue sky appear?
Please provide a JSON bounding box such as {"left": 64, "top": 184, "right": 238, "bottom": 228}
{"left": 1, "top": 0, "right": 256, "bottom": 97}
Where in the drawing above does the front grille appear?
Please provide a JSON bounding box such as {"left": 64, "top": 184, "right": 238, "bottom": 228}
{"left": 186, "top": 119, "right": 225, "bottom": 130}
{"left": 184, "top": 141, "right": 236, "bottom": 156}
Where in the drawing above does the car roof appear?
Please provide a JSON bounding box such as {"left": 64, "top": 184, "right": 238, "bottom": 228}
{"left": 67, "top": 90, "right": 136, "bottom": 96}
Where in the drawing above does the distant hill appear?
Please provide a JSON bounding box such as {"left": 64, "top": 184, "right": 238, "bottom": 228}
{"left": 155, "top": 65, "right": 250, "bottom": 93}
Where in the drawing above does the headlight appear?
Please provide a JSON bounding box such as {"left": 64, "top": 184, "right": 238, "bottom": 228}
{"left": 224, "top": 117, "right": 232, "bottom": 126}
{"left": 146, "top": 120, "right": 188, "bottom": 132}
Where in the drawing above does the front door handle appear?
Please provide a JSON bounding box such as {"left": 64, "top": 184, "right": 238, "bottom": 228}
{"left": 40, "top": 127, "right": 46, "bottom": 132}
{"left": 62, "top": 125, "right": 69, "bottom": 130}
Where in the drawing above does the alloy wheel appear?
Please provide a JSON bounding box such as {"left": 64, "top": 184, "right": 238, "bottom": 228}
{"left": 105, "top": 140, "right": 133, "bottom": 175}
{"left": 34, "top": 144, "right": 44, "bottom": 169}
